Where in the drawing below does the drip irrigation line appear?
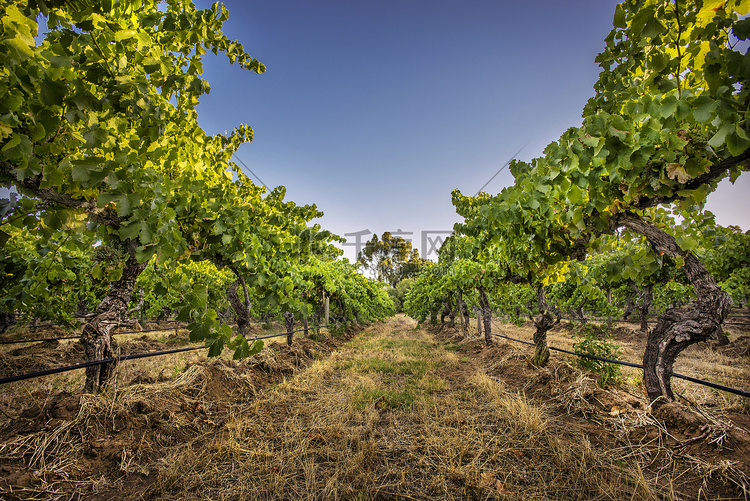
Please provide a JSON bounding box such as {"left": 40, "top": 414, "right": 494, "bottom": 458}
{"left": 21, "top": 318, "right": 182, "bottom": 329}
{"left": 0, "top": 324, "right": 323, "bottom": 385}
{"left": 115, "top": 326, "right": 186, "bottom": 336}
{"left": 487, "top": 329, "right": 750, "bottom": 399}
{"left": 0, "top": 320, "right": 322, "bottom": 346}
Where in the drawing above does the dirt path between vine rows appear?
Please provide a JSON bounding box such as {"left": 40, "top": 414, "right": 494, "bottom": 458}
{"left": 1, "top": 315, "right": 749, "bottom": 500}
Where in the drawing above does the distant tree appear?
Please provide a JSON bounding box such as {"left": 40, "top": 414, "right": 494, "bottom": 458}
{"left": 398, "top": 249, "right": 431, "bottom": 283}
{"left": 358, "top": 232, "right": 428, "bottom": 286}
{"left": 387, "top": 277, "right": 416, "bottom": 313}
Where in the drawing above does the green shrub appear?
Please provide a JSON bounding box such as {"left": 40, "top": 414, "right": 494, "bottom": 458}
{"left": 572, "top": 324, "right": 623, "bottom": 388}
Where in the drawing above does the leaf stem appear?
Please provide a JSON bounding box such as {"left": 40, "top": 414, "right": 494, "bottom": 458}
{"left": 674, "top": 0, "right": 683, "bottom": 99}
{"left": 89, "top": 32, "right": 116, "bottom": 78}
{"left": 31, "top": 232, "right": 72, "bottom": 295}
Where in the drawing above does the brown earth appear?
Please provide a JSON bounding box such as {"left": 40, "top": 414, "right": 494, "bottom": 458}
{"left": 0, "top": 316, "right": 748, "bottom": 500}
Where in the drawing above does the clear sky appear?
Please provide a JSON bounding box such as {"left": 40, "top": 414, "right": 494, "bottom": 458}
{"left": 193, "top": 0, "right": 750, "bottom": 262}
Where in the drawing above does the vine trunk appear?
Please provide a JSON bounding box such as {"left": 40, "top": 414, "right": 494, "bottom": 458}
{"left": 620, "top": 214, "right": 731, "bottom": 406}
{"left": 81, "top": 242, "right": 146, "bottom": 393}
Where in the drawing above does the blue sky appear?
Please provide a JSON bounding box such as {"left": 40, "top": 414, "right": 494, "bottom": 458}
{"left": 194, "top": 0, "right": 750, "bottom": 261}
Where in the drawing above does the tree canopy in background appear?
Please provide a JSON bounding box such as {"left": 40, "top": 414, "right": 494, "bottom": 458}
{"left": 357, "top": 232, "right": 429, "bottom": 286}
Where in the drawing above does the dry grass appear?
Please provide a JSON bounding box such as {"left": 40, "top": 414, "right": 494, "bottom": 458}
{"left": 2, "top": 315, "right": 748, "bottom": 500}
{"left": 0, "top": 322, "right": 291, "bottom": 418}
{"left": 481, "top": 317, "right": 750, "bottom": 500}
{"left": 143, "top": 317, "right": 652, "bottom": 500}
{"left": 489, "top": 318, "right": 750, "bottom": 411}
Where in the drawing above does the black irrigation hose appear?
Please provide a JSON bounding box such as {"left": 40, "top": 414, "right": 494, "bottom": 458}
{"left": 2, "top": 318, "right": 331, "bottom": 345}
{"left": 115, "top": 326, "right": 187, "bottom": 336}
{"left": 21, "top": 319, "right": 183, "bottom": 330}
{"left": 488, "top": 332, "right": 750, "bottom": 399}
{"left": 0, "top": 325, "right": 322, "bottom": 385}
{"left": 8, "top": 319, "right": 746, "bottom": 398}
{"left": 245, "top": 327, "right": 312, "bottom": 342}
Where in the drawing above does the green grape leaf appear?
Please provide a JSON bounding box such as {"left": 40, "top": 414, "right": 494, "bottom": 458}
{"left": 708, "top": 123, "right": 734, "bottom": 151}
{"left": 248, "top": 339, "right": 264, "bottom": 356}
{"left": 39, "top": 80, "right": 67, "bottom": 107}
{"left": 207, "top": 336, "right": 224, "bottom": 357}
{"left": 189, "top": 321, "right": 209, "bottom": 341}
{"left": 119, "top": 221, "right": 142, "bottom": 240}
{"left": 106, "top": 266, "right": 123, "bottom": 281}
{"left": 726, "top": 126, "right": 750, "bottom": 156}
{"left": 43, "top": 210, "right": 67, "bottom": 230}
{"left": 613, "top": 4, "right": 626, "bottom": 28}
{"left": 233, "top": 338, "right": 250, "bottom": 359}
{"left": 733, "top": 17, "right": 750, "bottom": 39}
{"left": 692, "top": 98, "right": 716, "bottom": 123}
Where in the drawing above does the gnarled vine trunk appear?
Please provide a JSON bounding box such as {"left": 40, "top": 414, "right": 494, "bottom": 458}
{"left": 620, "top": 214, "right": 731, "bottom": 407}
{"left": 0, "top": 311, "right": 16, "bottom": 335}
{"left": 227, "top": 272, "right": 252, "bottom": 336}
{"left": 478, "top": 286, "right": 493, "bottom": 345}
{"left": 81, "top": 242, "right": 146, "bottom": 393}
{"left": 622, "top": 290, "right": 636, "bottom": 320}
{"left": 574, "top": 298, "right": 588, "bottom": 324}
{"left": 628, "top": 281, "right": 653, "bottom": 333}
{"left": 440, "top": 301, "right": 451, "bottom": 325}
{"left": 284, "top": 311, "right": 295, "bottom": 346}
{"left": 456, "top": 290, "right": 470, "bottom": 332}
{"left": 529, "top": 286, "right": 560, "bottom": 367}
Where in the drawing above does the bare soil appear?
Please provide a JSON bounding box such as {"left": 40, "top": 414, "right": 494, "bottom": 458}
{"left": 0, "top": 316, "right": 748, "bottom": 500}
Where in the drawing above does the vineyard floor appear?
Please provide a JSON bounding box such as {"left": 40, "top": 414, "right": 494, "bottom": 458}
{"left": 1, "top": 315, "right": 749, "bottom": 500}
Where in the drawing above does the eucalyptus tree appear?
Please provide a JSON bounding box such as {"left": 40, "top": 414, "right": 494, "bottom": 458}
{"left": 357, "top": 232, "right": 419, "bottom": 286}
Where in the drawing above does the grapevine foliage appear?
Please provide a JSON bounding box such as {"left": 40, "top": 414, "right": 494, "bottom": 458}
{"left": 0, "top": 1, "right": 387, "bottom": 390}
{"left": 408, "top": 0, "right": 750, "bottom": 403}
